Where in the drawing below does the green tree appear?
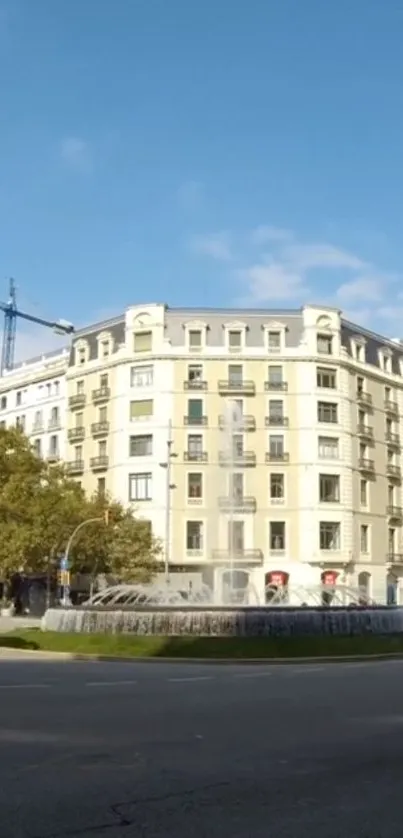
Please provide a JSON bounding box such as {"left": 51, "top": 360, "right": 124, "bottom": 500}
{"left": 0, "top": 426, "right": 161, "bottom": 583}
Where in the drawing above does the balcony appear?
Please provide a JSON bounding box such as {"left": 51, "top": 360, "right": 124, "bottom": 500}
{"left": 387, "top": 505, "right": 403, "bottom": 521}
{"left": 184, "top": 415, "right": 208, "bottom": 426}
{"left": 218, "top": 380, "right": 256, "bottom": 396}
{"left": 386, "top": 431, "right": 400, "bottom": 449}
{"left": 91, "top": 421, "right": 110, "bottom": 437}
{"left": 184, "top": 379, "right": 207, "bottom": 391}
{"left": 66, "top": 460, "right": 84, "bottom": 475}
{"left": 68, "top": 426, "right": 85, "bottom": 442}
{"left": 357, "top": 423, "right": 374, "bottom": 442}
{"left": 211, "top": 548, "right": 263, "bottom": 564}
{"left": 358, "top": 457, "right": 375, "bottom": 473}
{"left": 31, "top": 422, "right": 44, "bottom": 435}
{"left": 386, "top": 553, "right": 403, "bottom": 565}
{"left": 387, "top": 463, "right": 402, "bottom": 481}
{"left": 90, "top": 455, "right": 109, "bottom": 471}
{"left": 48, "top": 418, "right": 61, "bottom": 431}
{"left": 184, "top": 451, "right": 208, "bottom": 462}
{"left": 356, "top": 391, "right": 372, "bottom": 407}
{"left": 92, "top": 386, "right": 111, "bottom": 404}
{"left": 219, "top": 451, "right": 256, "bottom": 467}
{"left": 218, "top": 414, "right": 256, "bottom": 431}
{"left": 265, "top": 415, "right": 289, "bottom": 428}
{"left": 385, "top": 399, "right": 399, "bottom": 417}
{"left": 46, "top": 451, "right": 60, "bottom": 463}
{"left": 69, "top": 394, "right": 86, "bottom": 409}
{"left": 218, "top": 496, "right": 257, "bottom": 513}
{"left": 265, "top": 452, "right": 290, "bottom": 463}
{"left": 264, "top": 380, "right": 288, "bottom": 392}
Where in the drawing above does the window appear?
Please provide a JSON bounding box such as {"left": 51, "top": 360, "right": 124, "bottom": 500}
{"left": 317, "top": 401, "right": 338, "bottom": 423}
{"left": 187, "top": 398, "right": 204, "bottom": 424}
{"left": 74, "top": 445, "right": 83, "bottom": 462}
{"left": 318, "top": 436, "right": 339, "bottom": 459}
{"left": 357, "top": 376, "right": 364, "bottom": 394}
{"left": 130, "top": 399, "right": 153, "bottom": 420}
{"left": 77, "top": 380, "right": 85, "bottom": 394}
{"left": 269, "top": 435, "right": 284, "bottom": 456}
{"left": 77, "top": 347, "right": 86, "bottom": 365}
{"left": 129, "top": 472, "right": 152, "bottom": 501}
{"left": 317, "top": 334, "right": 333, "bottom": 355}
{"left": 228, "top": 330, "right": 242, "bottom": 350}
{"left": 267, "top": 366, "right": 284, "bottom": 388}
{"left": 188, "top": 473, "right": 203, "bottom": 500}
{"left": 360, "top": 479, "right": 368, "bottom": 506}
{"left": 270, "top": 522, "right": 286, "bottom": 550}
{"left": 49, "top": 435, "right": 58, "bottom": 455}
{"left": 131, "top": 365, "right": 153, "bottom": 387}
{"left": 319, "top": 522, "right": 340, "bottom": 550}
{"left": 270, "top": 473, "right": 284, "bottom": 501}
{"left": 232, "top": 433, "right": 244, "bottom": 456}
{"left": 380, "top": 351, "right": 391, "bottom": 373}
{"left": 129, "top": 434, "right": 152, "bottom": 456}
{"left": 54, "top": 380, "right": 60, "bottom": 396}
{"left": 97, "top": 477, "right": 106, "bottom": 497}
{"left": 354, "top": 342, "right": 364, "bottom": 362}
{"left": 230, "top": 473, "right": 244, "bottom": 499}
{"left": 388, "top": 527, "right": 396, "bottom": 553}
{"left": 319, "top": 474, "right": 340, "bottom": 503}
{"left": 186, "top": 521, "right": 203, "bottom": 551}
{"left": 100, "top": 373, "right": 109, "bottom": 388}
{"left": 33, "top": 410, "right": 43, "bottom": 430}
{"left": 0, "top": 420, "right": 5, "bottom": 429}
{"left": 16, "top": 391, "right": 21, "bottom": 406}
{"left": 360, "top": 525, "right": 369, "bottom": 553}
{"left": 268, "top": 331, "right": 281, "bottom": 353}
{"left": 98, "top": 440, "right": 107, "bottom": 457}
{"left": 16, "top": 415, "right": 25, "bottom": 430}
{"left": 187, "top": 365, "right": 203, "bottom": 387}
{"left": 187, "top": 434, "right": 203, "bottom": 458}
{"left": 0, "top": 396, "right": 6, "bottom": 410}
{"left": 188, "top": 330, "right": 202, "bottom": 349}
{"left": 99, "top": 406, "right": 107, "bottom": 423}
{"left": 388, "top": 484, "right": 394, "bottom": 506}
{"left": 268, "top": 400, "right": 284, "bottom": 420}
{"left": 33, "top": 439, "right": 41, "bottom": 456}
{"left": 228, "top": 521, "right": 244, "bottom": 552}
{"left": 133, "top": 331, "right": 152, "bottom": 353}
{"left": 75, "top": 412, "right": 84, "bottom": 428}
{"left": 100, "top": 340, "right": 110, "bottom": 358}
{"left": 51, "top": 406, "right": 59, "bottom": 422}
{"left": 228, "top": 364, "right": 243, "bottom": 385}
{"left": 317, "top": 367, "right": 337, "bottom": 389}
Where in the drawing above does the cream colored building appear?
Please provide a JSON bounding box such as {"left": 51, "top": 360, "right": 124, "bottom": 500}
{"left": 2, "top": 302, "right": 403, "bottom": 604}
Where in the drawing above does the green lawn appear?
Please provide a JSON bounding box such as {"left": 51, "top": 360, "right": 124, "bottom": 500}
{"left": 2, "top": 631, "right": 403, "bottom": 659}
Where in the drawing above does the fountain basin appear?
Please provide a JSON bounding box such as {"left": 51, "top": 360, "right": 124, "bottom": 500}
{"left": 42, "top": 606, "right": 403, "bottom": 637}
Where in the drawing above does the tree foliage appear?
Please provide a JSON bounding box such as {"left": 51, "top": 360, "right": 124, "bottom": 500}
{"left": 0, "top": 427, "right": 161, "bottom": 582}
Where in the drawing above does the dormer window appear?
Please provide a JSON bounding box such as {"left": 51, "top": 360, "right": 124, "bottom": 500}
{"left": 189, "top": 330, "right": 202, "bottom": 350}
{"left": 78, "top": 348, "right": 86, "bottom": 365}
{"left": 317, "top": 333, "right": 333, "bottom": 355}
{"left": 263, "top": 322, "right": 286, "bottom": 354}
{"left": 101, "top": 340, "right": 110, "bottom": 358}
{"left": 228, "top": 330, "right": 242, "bottom": 351}
{"left": 134, "top": 331, "right": 152, "bottom": 353}
{"left": 268, "top": 331, "right": 281, "bottom": 353}
{"left": 379, "top": 350, "right": 392, "bottom": 374}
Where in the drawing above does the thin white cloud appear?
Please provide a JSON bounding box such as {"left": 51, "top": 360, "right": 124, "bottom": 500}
{"left": 336, "top": 276, "right": 384, "bottom": 304}
{"left": 283, "top": 243, "right": 366, "bottom": 272}
{"left": 60, "top": 136, "right": 92, "bottom": 173}
{"left": 236, "top": 260, "right": 308, "bottom": 304}
{"left": 189, "top": 231, "right": 233, "bottom": 262}
{"left": 250, "top": 225, "right": 293, "bottom": 244}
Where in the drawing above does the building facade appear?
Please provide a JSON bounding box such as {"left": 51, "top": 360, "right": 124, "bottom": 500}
{"left": 2, "top": 303, "right": 403, "bottom": 604}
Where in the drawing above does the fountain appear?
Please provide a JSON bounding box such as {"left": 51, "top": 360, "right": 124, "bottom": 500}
{"left": 41, "top": 402, "right": 403, "bottom": 638}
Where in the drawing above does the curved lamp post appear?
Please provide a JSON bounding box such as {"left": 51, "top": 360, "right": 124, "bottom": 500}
{"left": 61, "top": 517, "right": 104, "bottom": 605}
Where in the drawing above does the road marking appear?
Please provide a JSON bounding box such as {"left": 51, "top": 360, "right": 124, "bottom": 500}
{"left": 0, "top": 683, "right": 49, "bottom": 690}
{"left": 85, "top": 680, "right": 138, "bottom": 688}
{"left": 233, "top": 671, "right": 273, "bottom": 679}
{"left": 287, "top": 666, "right": 325, "bottom": 675}
{"left": 167, "top": 676, "right": 215, "bottom": 683}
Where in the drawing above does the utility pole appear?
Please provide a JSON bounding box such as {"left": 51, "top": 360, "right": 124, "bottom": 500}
{"left": 159, "top": 420, "right": 177, "bottom": 584}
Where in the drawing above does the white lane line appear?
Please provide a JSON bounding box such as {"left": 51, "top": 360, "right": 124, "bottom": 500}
{"left": 233, "top": 671, "right": 273, "bottom": 679}
{"left": 167, "top": 676, "right": 215, "bottom": 683}
{"left": 286, "top": 666, "right": 325, "bottom": 675}
{"left": 86, "top": 680, "right": 138, "bottom": 688}
{"left": 0, "top": 683, "right": 49, "bottom": 690}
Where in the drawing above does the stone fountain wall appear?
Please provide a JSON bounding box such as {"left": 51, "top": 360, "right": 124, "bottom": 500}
{"left": 42, "top": 606, "right": 403, "bottom": 637}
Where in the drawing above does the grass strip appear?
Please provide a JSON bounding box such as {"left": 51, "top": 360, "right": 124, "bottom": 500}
{"left": 2, "top": 631, "right": 403, "bottom": 658}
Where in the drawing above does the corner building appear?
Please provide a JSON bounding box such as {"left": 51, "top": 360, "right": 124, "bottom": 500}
{"left": 3, "top": 302, "right": 403, "bottom": 604}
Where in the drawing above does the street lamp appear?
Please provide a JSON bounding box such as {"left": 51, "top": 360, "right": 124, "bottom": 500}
{"left": 159, "top": 419, "right": 177, "bottom": 584}
{"left": 61, "top": 516, "right": 105, "bottom": 606}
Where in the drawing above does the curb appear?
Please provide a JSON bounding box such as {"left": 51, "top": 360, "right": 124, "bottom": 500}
{"left": 2, "top": 648, "right": 403, "bottom": 665}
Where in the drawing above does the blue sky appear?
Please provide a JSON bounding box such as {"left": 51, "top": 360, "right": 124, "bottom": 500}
{"left": 1, "top": 0, "right": 403, "bottom": 359}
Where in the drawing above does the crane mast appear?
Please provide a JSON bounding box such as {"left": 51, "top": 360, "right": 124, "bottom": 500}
{"left": 0, "top": 279, "right": 74, "bottom": 375}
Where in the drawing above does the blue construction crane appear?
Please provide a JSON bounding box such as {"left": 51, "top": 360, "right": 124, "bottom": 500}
{"left": 0, "top": 278, "right": 74, "bottom": 375}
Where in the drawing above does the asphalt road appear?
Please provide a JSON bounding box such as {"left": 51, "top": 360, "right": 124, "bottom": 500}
{"left": 1, "top": 656, "right": 403, "bottom": 837}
